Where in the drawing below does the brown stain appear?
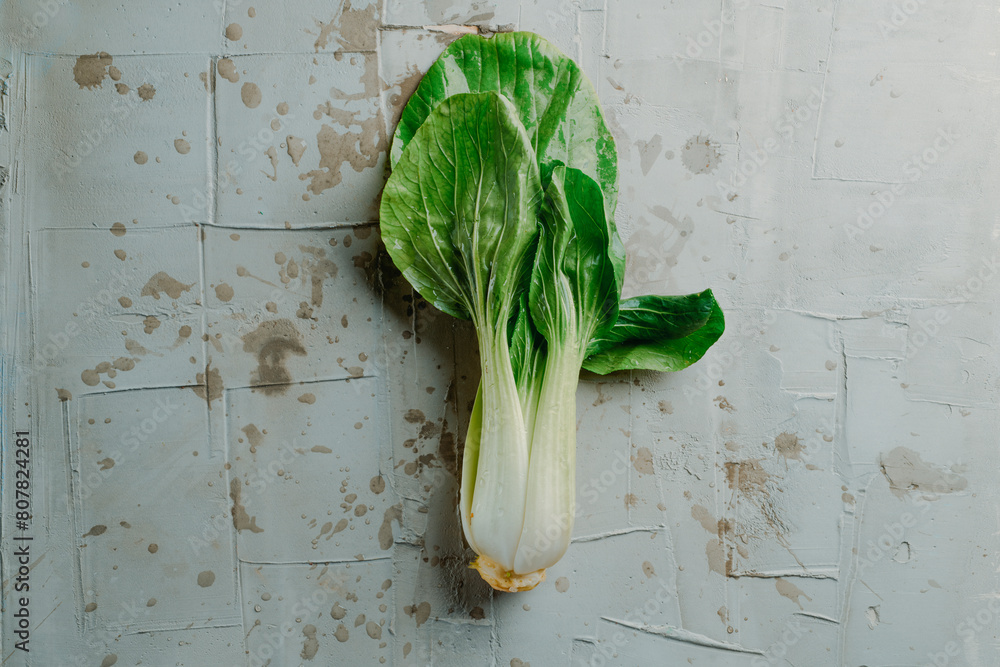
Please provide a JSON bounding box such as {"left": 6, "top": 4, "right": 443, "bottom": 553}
{"left": 225, "top": 23, "right": 243, "bottom": 41}
{"left": 286, "top": 135, "right": 307, "bottom": 166}
{"left": 100, "top": 656, "right": 117, "bottom": 667}
{"left": 725, "top": 459, "right": 771, "bottom": 498}
{"left": 774, "top": 432, "right": 804, "bottom": 462}
{"left": 691, "top": 504, "right": 718, "bottom": 533}
{"left": 110, "top": 222, "right": 127, "bottom": 236}
{"left": 142, "top": 315, "right": 161, "bottom": 334}
{"left": 775, "top": 578, "right": 812, "bottom": 609}
{"left": 114, "top": 249, "right": 126, "bottom": 261}
{"left": 133, "top": 151, "right": 148, "bottom": 165}
{"left": 191, "top": 362, "right": 223, "bottom": 408}
{"left": 199, "top": 70, "right": 215, "bottom": 92}
{"left": 311, "top": 445, "right": 332, "bottom": 453}
{"left": 141, "top": 272, "right": 194, "bottom": 300}
{"left": 83, "top": 524, "right": 107, "bottom": 538}
{"left": 262, "top": 145, "right": 278, "bottom": 180}
{"left": 706, "top": 538, "right": 730, "bottom": 576}
{"left": 657, "top": 400, "right": 673, "bottom": 414}
{"left": 137, "top": 83, "right": 155, "bottom": 101}
{"left": 333, "top": 624, "right": 349, "bottom": 642}
{"left": 241, "top": 82, "right": 262, "bottom": 109}
{"left": 300, "top": 624, "right": 319, "bottom": 660}
{"left": 313, "top": 0, "right": 378, "bottom": 53}
{"left": 73, "top": 52, "right": 113, "bottom": 89}
{"left": 387, "top": 66, "right": 424, "bottom": 127}
{"left": 113, "top": 357, "right": 136, "bottom": 371}
{"left": 880, "top": 447, "right": 968, "bottom": 499}
{"left": 632, "top": 447, "right": 654, "bottom": 475}
{"left": 365, "top": 620, "right": 382, "bottom": 639}
{"left": 298, "top": 392, "right": 316, "bottom": 404}
{"left": 174, "top": 138, "right": 191, "bottom": 155}
{"left": 241, "top": 319, "right": 307, "bottom": 394}
{"left": 369, "top": 475, "right": 385, "bottom": 494}
{"left": 230, "top": 477, "right": 264, "bottom": 533}
{"left": 404, "top": 409, "right": 425, "bottom": 423}
{"left": 108, "top": 65, "right": 121, "bottom": 81}
{"left": 114, "top": 83, "right": 129, "bottom": 95}
{"left": 196, "top": 570, "right": 215, "bottom": 587}
{"left": 215, "top": 283, "right": 234, "bottom": 302}
{"left": 217, "top": 58, "right": 239, "bottom": 83}
{"left": 642, "top": 561, "right": 656, "bottom": 578}
{"left": 241, "top": 424, "right": 264, "bottom": 453}
{"left": 378, "top": 503, "right": 402, "bottom": 550}
{"left": 554, "top": 577, "right": 570, "bottom": 593}
{"left": 681, "top": 134, "right": 722, "bottom": 175}
{"left": 97, "top": 457, "right": 114, "bottom": 470}
{"left": 56, "top": 388, "right": 72, "bottom": 401}
{"left": 403, "top": 601, "right": 431, "bottom": 627}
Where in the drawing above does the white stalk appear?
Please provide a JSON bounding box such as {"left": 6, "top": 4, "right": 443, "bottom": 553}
{"left": 513, "top": 344, "right": 583, "bottom": 574}
{"left": 462, "top": 322, "right": 530, "bottom": 571}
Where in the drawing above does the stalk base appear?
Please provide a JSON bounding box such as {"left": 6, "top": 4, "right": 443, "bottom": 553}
{"left": 470, "top": 555, "right": 546, "bottom": 593}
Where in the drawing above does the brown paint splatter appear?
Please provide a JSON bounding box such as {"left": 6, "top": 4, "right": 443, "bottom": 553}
{"left": 286, "top": 135, "right": 307, "bottom": 166}
{"left": 298, "top": 393, "right": 316, "bottom": 404}
{"left": 56, "top": 388, "right": 72, "bottom": 401}
{"left": 230, "top": 477, "right": 264, "bottom": 533}
{"left": 300, "top": 624, "right": 319, "bottom": 660}
{"left": 262, "top": 145, "right": 278, "bottom": 180}
{"left": 333, "top": 624, "right": 349, "bottom": 642}
{"left": 378, "top": 503, "right": 402, "bottom": 550}
{"left": 691, "top": 505, "right": 718, "bottom": 533}
{"left": 73, "top": 52, "right": 113, "bottom": 89}
{"left": 142, "top": 315, "right": 161, "bottom": 334}
{"left": 97, "top": 458, "right": 114, "bottom": 470}
{"left": 706, "top": 538, "right": 730, "bottom": 576}
{"left": 554, "top": 577, "right": 570, "bottom": 592}
{"left": 632, "top": 447, "right": 654, "bottom": 475}
{"left": 197, "top": 570, "right": 215, "bottom": 587}
{"left": 113, "top": 249, "right": 126, "bottom": 261}
{"left": 241, "top": 424, "right": 264, "bottom": 453}
{"left": 174, "top": 138, "right": 191, "bottom": 154}
{"left": 725, "top": 459, "right": 771, "bottom": 498}
{"left": 133, "top": 151, "right": 148, "bottom": 165}
{"left": 370, "top": 475, "right": 385, "bottom": 494}
{"left": 137, "top": 83, "right": 155, "bottom": 101}
{"left": 774, "top": 432, "right": 804, "bottom": 462}
{"left": 775, "top": 578, "right": 812, "bottom": 609}
{"left": 83, "top": 524, "right": 107, "bottom": 537}
{"left": 100, "top": 656, "right": 117, "bottom": 667}
{"left": 312, "top": 1, "right": 378, "bottom": 53}
{"left": 215, "top": 283, "right": 234, "bottom": 302}
{"left": 110, "top": 222, "right": 127, "bottom": 237}
{"left": 241, "top": 319, "right": 307, "bottom": 394}
{"left": 141, "top": 272, "right": 193, "bottom": 300}
{"left": 365, "top": 620, "right": 382, "bottom": 639}
{"left": 681, "top": 134, "right": 722, "bottom": 175}
{"left": 642, "top": 561, "right": 656, "bottom": 578}
{"left": 191, "top": 362, "right": 223, "bottom": 408}
{"left": 879, "top": 447, "right": 968, "bottom": 499}
{"left": 217, "top": 58, "right": 239, "bottom": 83}
{"left": 225, "top": 23, "right": 243, "bottom": 41}
{"left": 241, "top": 82, "right": 262, "bottom": 109}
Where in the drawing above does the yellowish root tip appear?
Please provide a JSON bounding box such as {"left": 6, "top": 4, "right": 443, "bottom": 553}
{"left": 470, "top": 555, "right": 546, "bottom": 593}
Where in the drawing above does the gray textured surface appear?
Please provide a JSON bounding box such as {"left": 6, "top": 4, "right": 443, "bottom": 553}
{"left": 1, "top": 1, "right": 998, "bottom": 666}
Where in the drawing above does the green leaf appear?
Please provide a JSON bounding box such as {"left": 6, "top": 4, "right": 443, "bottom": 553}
{"left": 389, "top": 31, "right": 619, "bottom": 220}
{"left": 582, "top": 290, "right": 725, "bottom": 374}
{"left": 379, "top": 91, "right": 542, "bottom": 329}
{"left": 530, "top": 166, "right": 619, "bottom": 354}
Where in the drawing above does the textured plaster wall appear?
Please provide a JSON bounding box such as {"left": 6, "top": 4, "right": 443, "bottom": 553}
{"left": 1, "top": 1, "right": 998, "bottom": 666}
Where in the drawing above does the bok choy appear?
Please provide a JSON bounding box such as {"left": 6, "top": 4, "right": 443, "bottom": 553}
{"left": 380, "top": 32, "right": 724, "bottom": 592}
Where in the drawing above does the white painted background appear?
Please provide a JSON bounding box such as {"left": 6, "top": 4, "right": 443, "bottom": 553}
{"left": 1, "top": 1, "right": 997, "bottom": 666}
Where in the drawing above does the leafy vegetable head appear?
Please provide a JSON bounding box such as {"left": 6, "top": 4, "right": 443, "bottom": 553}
{"left": 379, "top": 32, "right": 725, "bottom": 592}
